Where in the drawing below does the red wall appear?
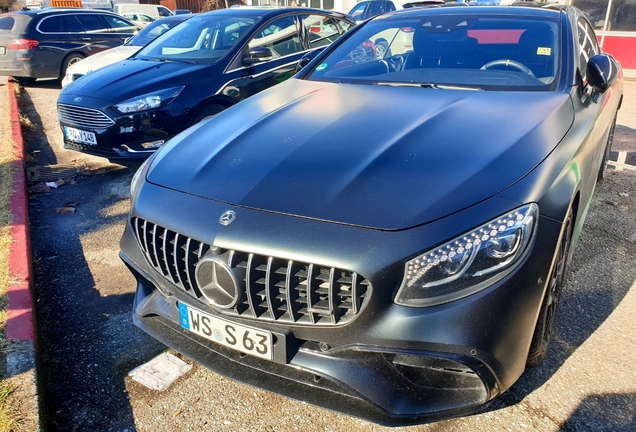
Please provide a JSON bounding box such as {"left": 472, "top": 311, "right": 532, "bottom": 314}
{"left": 601, "top": 35, "right": 636, "bottom": 70}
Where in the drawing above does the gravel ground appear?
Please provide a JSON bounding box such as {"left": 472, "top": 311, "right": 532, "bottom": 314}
{"left": 18, "top": 78, "right": 636, "bottom": 432}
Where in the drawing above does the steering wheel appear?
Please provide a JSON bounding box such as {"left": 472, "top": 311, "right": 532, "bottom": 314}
{"left": 480, "top": 59, "right": 535, "bottom": 77}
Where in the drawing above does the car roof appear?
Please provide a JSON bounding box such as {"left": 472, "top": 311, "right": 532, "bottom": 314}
{"left": 198, "top": 6, "right": 351, "bottom": 20}
{"left": 388, "top": 3, "right": 564, "bottom": 19}
{"left": 13, "top": 7, "right": 129, "bottom": 17}
{"left": 152, "top": 13, "right": 197, "bottom": 21}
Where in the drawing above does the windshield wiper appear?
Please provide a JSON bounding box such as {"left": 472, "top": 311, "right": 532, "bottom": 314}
{"left": 375, "top": 82, "right": 481, "bottom": 91}
{"left": 148, "top": 57, "right": 197, "bottom": 64}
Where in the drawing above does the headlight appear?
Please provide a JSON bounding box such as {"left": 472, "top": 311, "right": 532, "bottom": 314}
{"left": 114, "top": 86, "right": 184, "bottom": 114}
{"left": 395, "top": 203, "right": 538, "bottom": 307}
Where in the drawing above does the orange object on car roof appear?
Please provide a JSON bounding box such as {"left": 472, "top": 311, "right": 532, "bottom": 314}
{"left": 51, "top": 0, "right": 82, "bottom": 7}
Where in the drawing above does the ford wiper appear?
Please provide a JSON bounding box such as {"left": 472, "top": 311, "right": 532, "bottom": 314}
{"left": 148, "top": 57, "right": 198, "bottom": 65}
{"left": 375, "top": 82, "right": 481, "bottom": 90}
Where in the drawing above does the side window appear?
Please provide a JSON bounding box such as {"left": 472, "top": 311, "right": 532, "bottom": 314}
{"left": 39, "top": 16, "right": 70, "bottom": 33}
{"left": 68, "top": 15, "right": 85, "bottom": 33}
{"left": 248, "top": 17, "right": 302, "bottom": 58}
{"left": 350, "top": 3, "right": 368, "bottom": 21}
{"left": 104, "top": 15, "right": 138, "bottom": 34}
{"left": 577, "top": 17, "right": 599, "bottom": 82}
{"left": 76, "top": 14, "right": 110, "bottom": 33}
{"left": 303, "top": 15, "right": 341, "bottom": 49}
{"left": 158, "top": 7, "right": 172, "bottom": 17}
{"left": 386, "top": 1, "right": 396, "bottom": 12}
{"left": 367, "top": 2, "right": 386, "bottom": 17}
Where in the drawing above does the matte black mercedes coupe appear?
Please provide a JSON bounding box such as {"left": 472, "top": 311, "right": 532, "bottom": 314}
{"left": 56, "top": 7, "right": 354, "bottom": 160}
{"left": 120, "top": 4, "right": 623, "bottom": 424}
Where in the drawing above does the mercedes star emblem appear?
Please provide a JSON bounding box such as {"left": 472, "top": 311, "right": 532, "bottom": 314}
{"left": 219, "top": 210, "right": 236, "bottom": 226}
{"left": 194, "top": 256, "right": 241, "bottom": 309}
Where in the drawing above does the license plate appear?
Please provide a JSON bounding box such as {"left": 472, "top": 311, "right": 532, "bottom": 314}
{"left": 64, "top": 126, "right": 97, "bottom": 146}
{"left": 0, "top": 47, "right": 5, "bottom": 55}
{"left": 178, "top": 303, "right": 273, "bottom": 361}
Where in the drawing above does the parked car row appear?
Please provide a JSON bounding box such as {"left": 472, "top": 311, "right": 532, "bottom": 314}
{"left": 57, "top": 7, "right": 355, "bottom": 159}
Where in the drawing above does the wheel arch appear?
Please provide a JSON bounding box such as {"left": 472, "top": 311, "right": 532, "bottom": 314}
{"left": 59, "top": 51, "right": 86, "bottom": 78}
{"left": 188, "top": 97, "right": 237, "bottom": 127}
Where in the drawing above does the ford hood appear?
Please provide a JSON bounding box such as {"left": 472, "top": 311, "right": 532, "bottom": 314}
{"left": 146, "top": 79, "right": 574, "bottom": 230}
{"left": 61, "top": 57, "right": 210, "bottom": 102}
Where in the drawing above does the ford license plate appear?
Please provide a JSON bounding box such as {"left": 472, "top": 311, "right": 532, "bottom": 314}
{"left": 64, "top": 126, "right": 97, "bottom": 146}
{"left": 178, "top": 303, "right": 273, "bottom": 360}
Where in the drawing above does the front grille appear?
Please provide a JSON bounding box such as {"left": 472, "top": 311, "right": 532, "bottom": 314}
{"left": 57, "top": 103, "right": 114, "bottom": 129}
{"left": 132, "top": 218, "right": 370, "bottom": 326}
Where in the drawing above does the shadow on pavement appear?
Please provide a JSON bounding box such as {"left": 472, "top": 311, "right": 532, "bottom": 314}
{"left": 17, "top": 83, "right": 165, "bottom": 431}
{"left": 560, "top": 392, "right": 636, "bottom": 431}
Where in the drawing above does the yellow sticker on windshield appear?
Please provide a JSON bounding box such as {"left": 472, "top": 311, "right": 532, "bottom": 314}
{"left": 537, "top": 47, "right": 551, "bottom": 56}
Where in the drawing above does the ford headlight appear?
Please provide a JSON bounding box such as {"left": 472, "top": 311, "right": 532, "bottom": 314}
{"left": 395, "top": 203, "right": 538, "bottom": 307}
{"left": 114, "top": 86, "right": 184, "bottom": 114}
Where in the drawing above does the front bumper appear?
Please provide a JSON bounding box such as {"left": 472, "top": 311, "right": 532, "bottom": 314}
{"left": 120, "top": 181, "right": 563, "bottom": 423}
{"left": 57, "top": 94, "right": 191, "bottom": 159}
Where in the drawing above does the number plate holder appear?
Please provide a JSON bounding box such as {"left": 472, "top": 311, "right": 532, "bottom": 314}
{"left": 177, "top": 302, "right": 296, "bottom": 364}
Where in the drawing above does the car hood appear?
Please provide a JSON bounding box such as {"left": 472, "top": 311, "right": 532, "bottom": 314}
{"left": 67, "top": 45, "right": 142, "bottom": 76}
{"left": 147, "top": 79, "right": 574, "bottom": 230}
{"left": 60, "top": 57, "right": 209, "bottom": 102}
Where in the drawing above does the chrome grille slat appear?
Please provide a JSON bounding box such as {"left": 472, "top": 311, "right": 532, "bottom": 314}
{"left": 57, "top": 103, "right": 115, "bottom": 129}
{"left": 132, "top": 218, "right": 370, "bottom": 326}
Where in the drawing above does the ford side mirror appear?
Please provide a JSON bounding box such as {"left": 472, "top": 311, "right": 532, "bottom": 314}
{"left": 243, "top": 47, "right": 274, "bottom": 66}
{"left": 295, "top": 48, "right": 324, "bottom": 73}
{"left": 295, "top": 55, "right": 312, "bottom": 73}
{"left": 587, "top": 53, "right": 619, "bottom": 94}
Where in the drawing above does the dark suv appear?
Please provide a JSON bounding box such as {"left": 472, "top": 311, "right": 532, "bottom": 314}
{"left": 0, "top": 8, "right": 138, "bottom": 84}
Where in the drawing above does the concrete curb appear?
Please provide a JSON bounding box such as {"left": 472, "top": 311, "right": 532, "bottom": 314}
{"left": 4, "top": 77, "right": 40, "bottom": 430}
{"left": 6, "top": 78, "right": 36, "bottom": 342}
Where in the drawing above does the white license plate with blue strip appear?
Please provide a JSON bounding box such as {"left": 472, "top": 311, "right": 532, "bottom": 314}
{"left": 178, "top": 302, "right": 273, "bottom": 361}
{"left": 64, "top": 126, "right": 96, "bottom": 145}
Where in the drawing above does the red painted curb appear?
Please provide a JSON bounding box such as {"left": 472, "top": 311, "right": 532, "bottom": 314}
{"left": 5, "top": 78, "right": 35, "bottom": 341}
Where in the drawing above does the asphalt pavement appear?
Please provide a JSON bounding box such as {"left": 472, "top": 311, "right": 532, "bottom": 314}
{"left": 9, "top": 77, "right": 636, "bottom": 431}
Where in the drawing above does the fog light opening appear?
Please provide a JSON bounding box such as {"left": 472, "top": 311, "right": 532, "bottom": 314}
{"left": 141, "top": 140, "right": 166, "bottom": 149}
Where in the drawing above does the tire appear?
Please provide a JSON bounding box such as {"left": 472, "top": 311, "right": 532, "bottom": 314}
{"left": 12, "top": 77, "right": 37, "bottom": 85}
{"left": 60, "top": 53, "right": 85, "bottom": 80}
{"left": 526, "top": 208, "right": 573, "bottom": 368}
{"left": 190, "top": 104, "right": 226, "bottom": 125}
{"left": 374, "top": 39, "right": 391, "bottom": 59}
{"left": 597, "top": 115, "right": 617, "bottom": 182}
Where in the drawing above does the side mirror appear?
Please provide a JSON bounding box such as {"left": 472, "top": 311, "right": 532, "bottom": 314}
{"left": 294, "top": 48, "right": 324, "bottom": 73}
{"left": 587, "top": 53, "right": 619, "bottom": 93}
{"left": 295, "top": 55, "right": 312, "bottom": 73}
{"left": 243, "top": 47, "right": 273, "bottom": 66}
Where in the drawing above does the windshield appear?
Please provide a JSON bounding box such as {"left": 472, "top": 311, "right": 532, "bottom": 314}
{"left": 308, "top": 15, "right": 561, "bottom": 91}
{"left": 136, "top": 15, "right": 255, "bottom": 64}
{"left": 128, "top": 18, "right": 187, "bottom": 46}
